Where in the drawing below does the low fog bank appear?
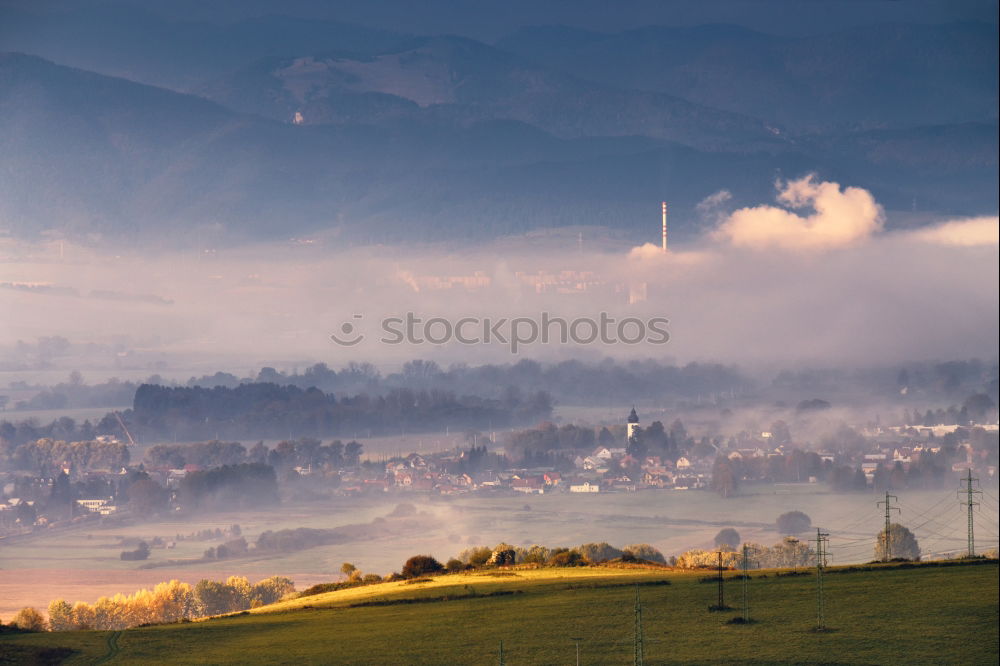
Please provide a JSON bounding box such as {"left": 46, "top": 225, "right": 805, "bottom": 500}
{"left": 1, "top": 178, "right": 996, "bottom": 375}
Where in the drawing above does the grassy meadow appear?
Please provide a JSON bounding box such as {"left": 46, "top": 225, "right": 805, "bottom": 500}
{"left": 3, "top": 485, "right": 990, "bottom": 620}
{"left": 1, "top": 561, "right": 996, "bottom": 665}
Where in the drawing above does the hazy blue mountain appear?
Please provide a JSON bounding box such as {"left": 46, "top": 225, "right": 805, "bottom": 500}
{"left": 0, "top": 4, "right": 410, "bottom": 90}
{"left": 0, "top": 50, "right": 995, "bottom": 246}
{"left": 0, "top": 53, "right": 816, "bottom": 244}
{"left": 8, "top": 4, "right": 991, "bottom": 134}
{"left": 198, "top": 36, "right": 786, "bottom": 153}
{"left": 496, "top": 22, "right": 999, "bottom": 133}
{"left": 802, "top": 122, "right": 999, "bottom": 213}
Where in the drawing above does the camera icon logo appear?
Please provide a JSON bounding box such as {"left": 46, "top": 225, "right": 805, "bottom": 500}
{"left": 330, "top": 314, "right": 365, "bottom": 346}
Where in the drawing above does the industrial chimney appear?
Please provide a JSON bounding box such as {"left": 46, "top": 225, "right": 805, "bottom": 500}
{"left": 661, "top": 201, "right": 668, "bottom": 252}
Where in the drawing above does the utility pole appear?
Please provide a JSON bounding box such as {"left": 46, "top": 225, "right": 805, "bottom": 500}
{"left": 877, "top": 492, "right": 899, "bottom": 561}
{"left": 634, "top": 585, "right": 644, "bottom": 666}
{"left": 717, "top": 550, "right": 725, "bottom": 609}
{"left": 959, "top": 469, "right": 982, "bottom": 558}
{"left": 741, "top": 544, "right": 751, "bottom": 622}
{"left": 815, "top": 529, "right": 829, "bottom": 630}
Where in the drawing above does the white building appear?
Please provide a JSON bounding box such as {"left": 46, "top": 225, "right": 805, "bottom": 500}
{"left": 76, "top": 498, "right": 117, "bottom": 516}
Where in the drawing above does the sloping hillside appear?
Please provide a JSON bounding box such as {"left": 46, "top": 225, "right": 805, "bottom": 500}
{"left": 0, "top": 561, "right": 996, "bottom": 664}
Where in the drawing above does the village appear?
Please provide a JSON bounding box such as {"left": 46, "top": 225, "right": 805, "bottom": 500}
{"left": 2, "top": 407, "right": 996, "bottom": 535}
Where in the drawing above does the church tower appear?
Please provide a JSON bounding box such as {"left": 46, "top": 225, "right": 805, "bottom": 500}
{"left": 627, "top": 407, "right": 640, "bottom": 441}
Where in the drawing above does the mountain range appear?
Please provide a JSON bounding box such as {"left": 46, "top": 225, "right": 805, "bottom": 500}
{"left": 0, "top": 4, "right": 996, "bottom": 245}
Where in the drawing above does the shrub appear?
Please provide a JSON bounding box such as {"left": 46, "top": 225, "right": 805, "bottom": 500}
{"left": 252, "top": 576, "right": 296, "bottom": 605}
{"left": 71, "top": 601, "right": 95, "bottom": 630}
{"left": 121, "top": 541, "right": 151, "bottom": 561}
{"left": 776, "top": 511, "right": 811, "bottom": 535}
{"left": 487, "top": 544, "right": 517, "bottom": 566}
{"left": 521, "top": 545, "right": 551, "bottom": 564}
{"left": 714, "top": 528, "right": 741, "bottom": 549}
{"left": 623, "top": 544, "right": 666, "bottom": 564}
{"left": 874, "top": 524, "right": 921, "bottom": 561}
{"left": 458, "top": 546, "right": 493, "bottom": 567}
{"left": 298, "top": 582, "right": 358, "bottom": 598}
{"left": 675, "top": 548, "right": 740, "bottom": 569}
{"left": 12, "top": 607, "right": 47, "bottom": 632}
{"left": 548, "top": 549, "right": 587, "bottom": 567}
{"left": 745, "top": 537, "right": 814, "bottom": 568}
{"left": 402, "top": 555, "right": 445, "bottom": 578}
{"left": 445, "top": 558, "right": 466, "bottom": 573}
{"left": 577, "top": 542, "right": 623, "bottom": 563}
{"left": 47, "top": 600, "right": 73, "bottom": 632}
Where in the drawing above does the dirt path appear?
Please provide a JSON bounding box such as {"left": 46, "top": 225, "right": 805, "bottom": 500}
{"left": 94, "top": 630, "right": 122, "bottom": 664}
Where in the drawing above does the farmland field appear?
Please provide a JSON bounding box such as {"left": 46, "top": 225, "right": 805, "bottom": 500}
{"left": 2, "top": 485, "right": 991, "bottom": 620}
{"left": 0, "top": 561, "right": 996, "bottom": 664}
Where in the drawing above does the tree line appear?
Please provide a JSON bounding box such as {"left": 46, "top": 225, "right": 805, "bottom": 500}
{"left": 0, "top": 382, "right": 552, "bottom": 449}
{"left": 142, "top": 438, "right": 366, "bottom": 473}
{"left": 503, "top": 419, "right": 700, "bottom": 463}
{"left": 709, "top": 444, "right": 971, "bottom": 498}
{"left": 183, "top": 358, "right": 748, "bottom": 405}
{"left": 1, "top": 437, "right": 129, "bottom": 475}
{"left": 29, "top": 576, "right": 295, "bottom": 632}
{"left": 128, "top": 382, "right": 552, "bottom": 441}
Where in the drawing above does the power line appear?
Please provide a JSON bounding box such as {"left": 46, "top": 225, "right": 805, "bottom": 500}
{"left": 898, "top": 494, "right": 961, "bottom": 533}
{"left": 912, "top": 523, "right": 968, "bottom": 542}
{"left": 972, "top": 512, "right": 1000, "bottom": 537}
{"left": 820, "top": 502, "right": 888, "bottom": 536}
{"left": 979, "top": 488, "right": 1000, "bottom": 506}
{"left": 907, "top": 508, "right": 963, "bottom": 536}
{"left": 832, "top": 536, "right": 872, "bottom": 548}
{"left": 898, "top": 492, "right": 964, "bottom": 521}
{"left": 818, "top": 502, "right": 884, "bottom": 533}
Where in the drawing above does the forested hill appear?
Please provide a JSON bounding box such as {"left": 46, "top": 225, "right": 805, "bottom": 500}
{"left": 128, "top": 382, "right": 553, "bottom": 441}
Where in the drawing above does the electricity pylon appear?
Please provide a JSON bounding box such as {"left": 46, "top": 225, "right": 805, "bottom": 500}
{"left": 877, "top": 492, "right": 899, "bottom": 561}
{"left": 741, "top": 544, "right": 751, "bottom": 622}
{"left": 634, "top": 585, "right": 644, "bottom": 666}
{"left": 958, "top": 469, "right": 982, "bottom": 557}
{"left": 815, "top": 529, "right": 829, "bottom": 630}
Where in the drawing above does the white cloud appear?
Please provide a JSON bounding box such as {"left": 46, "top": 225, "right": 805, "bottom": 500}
{"left": 714, "top": 175, "right": 883, "bottom": 250}
{"left": 906, "top": 216, "right": 999, "bottom": 247}
{"left": 627, "top": 242, "right": 666, "bottom": 260}
{"left": 696, "top": 189, "right": 732, "bottom": 217}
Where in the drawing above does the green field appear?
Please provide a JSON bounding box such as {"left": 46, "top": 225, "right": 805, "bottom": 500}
{"left": 2, "top": 561, "right": 996, "bottom": 665}
{"left": 4, "top": 485, "right": 993, "bottom": 622}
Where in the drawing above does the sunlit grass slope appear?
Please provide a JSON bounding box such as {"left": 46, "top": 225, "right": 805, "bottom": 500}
{"left": 1, "top": 562, "right": 996, "bottom": 665}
